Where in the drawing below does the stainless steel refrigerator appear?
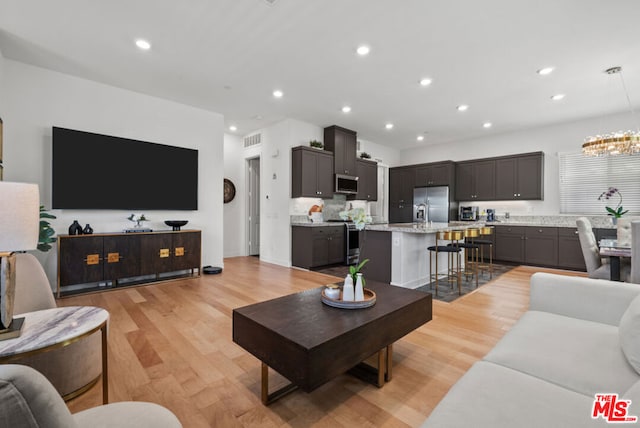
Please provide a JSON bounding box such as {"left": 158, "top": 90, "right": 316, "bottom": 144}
{"left": 413, "top": 186, "right": 451, "bottom": 223}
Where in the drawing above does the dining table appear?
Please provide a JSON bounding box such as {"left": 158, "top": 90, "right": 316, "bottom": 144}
{"left": 599, "top": 239, "right": 632, "bottom": 281}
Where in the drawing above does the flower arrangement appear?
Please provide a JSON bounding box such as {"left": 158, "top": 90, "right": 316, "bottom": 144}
{"left": 598, "top": 187, "right": 628, "bottom": 218}
{"left": 127, "top": 213, "right": 148, "bottom": 227}
{"left": 339, "top": 207, "right": 372, "bottom": 231}
{"left": 309, "top": 140, "right": 323, "bottom": 149}
{"left": 349, "top": 258, "right": 369, "bottom": 286}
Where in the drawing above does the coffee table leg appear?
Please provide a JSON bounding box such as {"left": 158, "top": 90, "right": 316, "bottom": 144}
{"left": 261, "top": 362, "right": 298, "bottom": 405}
{"left": 377, "top": 349, "right": 385, "bottom": 387}
{"left": 386, "top": 344, "right": 393, "bottom": 382}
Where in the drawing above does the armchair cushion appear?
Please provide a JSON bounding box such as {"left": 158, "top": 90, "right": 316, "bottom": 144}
{"left": 620, "top": 293, "right": 640, "bottom": 374}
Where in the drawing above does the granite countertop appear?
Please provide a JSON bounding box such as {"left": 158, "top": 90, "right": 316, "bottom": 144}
{"left": 366, "top": 222, "right": 482, "bottom": 234}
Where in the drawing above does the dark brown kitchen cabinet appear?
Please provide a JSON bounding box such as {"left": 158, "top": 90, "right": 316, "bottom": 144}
{"left": 494, "top": 225, "right": 559, "bottom": 267}
{"left": 455, "top": 160, "right": 495, "bottom": 201}
{"left": 495, "top": 152, "right": 544, "bottom": 200}
{"left": 389, "top": 166, "right": 416, "bottom": 223}
{"left": 558, "top": 227, "right": 587, "bottom": 271}
{"left": 292, "top": 226, "right": 345, "bottom": 268}
{"left": 494, "top": 225, "right": 526, "bottom": 263}
{"left": 524, "top": 227, "right": 558, "bottom": 266}
{"left": 415, "top": 161, "right": 455, "bottom": 187}
{"left": 355, "top": 158, "right": 377, "bottom": 201}
{"left": 324, "top": 125, "right": 357, "bottom": 176}
{"left": 57, "top": 230, "right": 201, "bottom": 297}
{"left": 291, "top": 146, "right": 334, "bottom": 198}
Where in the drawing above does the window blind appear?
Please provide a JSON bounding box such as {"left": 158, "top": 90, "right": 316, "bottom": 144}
{"left": 559, "top": 152, "right": 640, "bottom": 214}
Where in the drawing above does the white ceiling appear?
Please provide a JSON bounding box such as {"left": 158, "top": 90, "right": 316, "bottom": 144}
{"left": 1, "top": 0, "right": 639, "bottom": 149}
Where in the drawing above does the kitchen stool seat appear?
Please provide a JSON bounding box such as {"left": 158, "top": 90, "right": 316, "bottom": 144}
{"left": 428, "top": 230, "right": 464, "bottom": 296}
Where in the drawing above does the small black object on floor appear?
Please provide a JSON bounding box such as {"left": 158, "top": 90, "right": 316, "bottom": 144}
{"left": 203, "top": 266, "right": 222, "bottom": 274}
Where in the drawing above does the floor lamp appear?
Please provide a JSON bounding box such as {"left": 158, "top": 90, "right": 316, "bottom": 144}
{"left": 0, "top": 181, "right": 40, "bottom": 340}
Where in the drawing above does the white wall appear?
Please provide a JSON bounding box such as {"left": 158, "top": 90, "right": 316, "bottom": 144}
{"left": 2, "top": 59, "right": 224, "bottom": 286}
{"left": 399, "top": 112, "right": 637, "bottom": 215}
{"left": 223, "top": 133, "right": 245, "bottom": 257}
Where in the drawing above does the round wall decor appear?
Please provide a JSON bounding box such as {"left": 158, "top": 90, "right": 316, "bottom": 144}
{"left": 224, "top": 178, "right": 236, "bottom": 203}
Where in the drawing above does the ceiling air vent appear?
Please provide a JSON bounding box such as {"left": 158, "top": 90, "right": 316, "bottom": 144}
{"left": 263, "top": 0, "right": 277, "bottom": 5}
{"left": 244, "top": 133, "right": 262, "bottom": 148}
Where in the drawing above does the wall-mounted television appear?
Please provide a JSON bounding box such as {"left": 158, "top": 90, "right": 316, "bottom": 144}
{"left": 52, "top": 127, "right": 198, "bottom": 210}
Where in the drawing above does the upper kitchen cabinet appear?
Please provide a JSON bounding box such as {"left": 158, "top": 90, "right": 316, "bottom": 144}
{"left": 389, "top": 166, "right": 416, "bottom": 223}
{"left": 455, "top": 159, "right": 495, "bottom": 201}
{"left": 291, "top": 146, "right": 334, "bottom": 198}
{"left": 355, "top": 158, "right": 378, "bottom": 201}
{"left": 495, "top": 152, "right": 544, "bottom": 200}
{"left": 415, "top": 161, "right": 455, "bottom": 187}
{"left": 324, "top": 125, "right": 357, "bottom": 176}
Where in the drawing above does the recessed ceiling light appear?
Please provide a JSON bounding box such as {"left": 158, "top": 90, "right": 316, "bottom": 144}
{"left": 483, "top": 122, "right": 492, "bottom": 128}
{"left": 385, "top": 123, "right": 394, "bottom": 130}
{"left": 273, "top": 90, "right": 284, "bottom": 98}
{"left": 135, "top": 39, "right": 151, "bottom": 50}
{"left": 551, "top": 94, "right": 565, "bottom": 101}
{"left": 341, "top": 106, "right": 351, "bottom": 113}
{"left": 537, "top": 67, "right": 554, "bottom": 75}
{"left": 417, "top": 135, "right": 425, "bottom": 141}
{"left": 419, "top": 78, "right": 432, "bottom": 86}
{"left": 356, "top": 45, "right": 370, "bottom": 56}
{"left": 229, "top": 125, "right": 237, "bottom": 132}
{"left": 457, "top": 105, "right": 469, "bottom": 112}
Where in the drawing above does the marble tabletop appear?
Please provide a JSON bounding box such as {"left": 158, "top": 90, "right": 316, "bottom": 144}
{"left": 0, "top": 306, "right": 109, "bottom": 359}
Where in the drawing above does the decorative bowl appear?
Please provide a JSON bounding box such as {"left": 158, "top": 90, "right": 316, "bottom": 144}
{"left": 165, "top": 220, "right": 188, "bottom": 231}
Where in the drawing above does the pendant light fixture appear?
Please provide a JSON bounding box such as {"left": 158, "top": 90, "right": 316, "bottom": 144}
{"left": 582, "top": 66, "right": 640, "bottom": 156}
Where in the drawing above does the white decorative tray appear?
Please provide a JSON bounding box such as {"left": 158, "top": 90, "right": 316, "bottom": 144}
{"left": 321, "top": 288, "right": 376, "bottom": 309}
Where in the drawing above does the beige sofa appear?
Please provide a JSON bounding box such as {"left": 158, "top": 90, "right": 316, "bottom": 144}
{"left": 423, "top": 273, "right": 640, "bottom": 427}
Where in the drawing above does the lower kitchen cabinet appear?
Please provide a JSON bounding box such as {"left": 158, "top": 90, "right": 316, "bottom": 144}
{"left": 558, "top": 227, "right": 587, "bottom": 271}
{"left": 494, "top": 225, "right": 586, "bottom": 271}
{"left": 292, "top": 226, "right": 345, "bottom": 268}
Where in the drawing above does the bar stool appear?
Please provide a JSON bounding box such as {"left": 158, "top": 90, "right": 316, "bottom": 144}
{"left": 472, "top": 226, "right": 494, "bottom": 278}
{"left": 450, "top": 228, "right": 480, "bottom": 289}
{"left": 428, "top": 230, "right": 463, "bottom": 295}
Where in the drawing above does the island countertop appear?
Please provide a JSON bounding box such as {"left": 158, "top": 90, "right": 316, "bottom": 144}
{"left": 365, "top": 222, "right": 485, "bottom": 233}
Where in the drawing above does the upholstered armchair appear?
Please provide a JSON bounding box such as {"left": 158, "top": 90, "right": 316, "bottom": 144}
{"left": 12, "top": 253, "right": 102, "bottom": 399}
{"left": 631, "top": 220, "right": 640, "bottom": 284}
{"left": 0, "top": 364, "right": 182, "bottom": 428}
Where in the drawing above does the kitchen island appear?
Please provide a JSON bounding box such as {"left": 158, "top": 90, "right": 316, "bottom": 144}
{"left": 361, "top": 222, "right": 483, "bottom": 289}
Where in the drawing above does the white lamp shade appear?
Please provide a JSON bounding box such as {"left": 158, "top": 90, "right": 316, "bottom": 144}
{"left": 0, "top": 182, "right": 40, "bottom": 252}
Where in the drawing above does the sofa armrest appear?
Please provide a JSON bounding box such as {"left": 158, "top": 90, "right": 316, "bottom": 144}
{"left": 530, "top": 273, "right": 640, "bottom": 326}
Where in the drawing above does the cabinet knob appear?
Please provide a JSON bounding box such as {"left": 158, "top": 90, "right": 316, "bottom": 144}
{"left": 517, "top": 193, "right": 521, "bottom": 197}
{"left": 514, "top": 193, "right": 517, "bottom": 197}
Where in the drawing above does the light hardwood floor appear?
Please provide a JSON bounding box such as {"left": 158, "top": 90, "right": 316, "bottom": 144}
{"left": 59, "top": 258, "right": 585, "bottom": 427}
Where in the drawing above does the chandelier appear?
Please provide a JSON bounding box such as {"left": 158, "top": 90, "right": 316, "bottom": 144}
{"left": 582, "top": 66, "right": 640, "bottom": 156}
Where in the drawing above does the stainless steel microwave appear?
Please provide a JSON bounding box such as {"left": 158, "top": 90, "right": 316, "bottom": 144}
{"left": 335, "top": 174, "right": 358, "bottom": 195}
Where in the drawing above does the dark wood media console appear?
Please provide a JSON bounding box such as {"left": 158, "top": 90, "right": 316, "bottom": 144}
{"left": 57, "top": 230, "right": 201, "bottom": 297}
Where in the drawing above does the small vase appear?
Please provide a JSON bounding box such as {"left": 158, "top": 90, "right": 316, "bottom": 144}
{"left": 612, "top": 217, "right": 618, "bottom": 226}
{"left": 355, "top": 273, "right": 364, "bottom": 301}
{"left": 342, "top": 275, "right": 355, "bottom": 301}
{"left": 68, "top": 220, "right": 83, "bottom": 235}
{"left": 83, "top": 224, "right": 93, "bottom": 234}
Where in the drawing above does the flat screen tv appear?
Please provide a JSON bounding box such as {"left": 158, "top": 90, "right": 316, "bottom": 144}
{"left": 52, "top": 127, "right": 198, "bottom": 210}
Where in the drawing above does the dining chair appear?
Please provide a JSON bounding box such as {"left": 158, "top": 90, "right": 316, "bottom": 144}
{"left": 576, "top": 217, "right": 611, "bottom": 279}
{"left": 617, "top": 216, "right": 640, "bottom": 247}
{"left": 631, "top": 220, "right": 640, "bottom": 284}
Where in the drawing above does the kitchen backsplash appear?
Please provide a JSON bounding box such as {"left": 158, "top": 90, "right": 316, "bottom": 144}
{"left": 290, "top": 195, "right": 368, "bottom": 223}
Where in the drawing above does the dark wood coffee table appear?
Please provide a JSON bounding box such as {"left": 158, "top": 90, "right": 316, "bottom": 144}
{"left": 232, "top": 281, "right": 432, "bottom": 404}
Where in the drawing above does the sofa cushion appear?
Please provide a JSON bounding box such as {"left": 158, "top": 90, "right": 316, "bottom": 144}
{"left": 422, "top": 361, "right": 610, "bottom": 428}
{"left": 484, "top": 311, "right": 639, "bottom": 396}
{"left": 619, "top": 294, "right": 640, "bottom": 374}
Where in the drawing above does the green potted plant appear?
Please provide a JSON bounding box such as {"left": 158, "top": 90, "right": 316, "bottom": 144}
{"left": 359, "top": 152, "right": 371, "bottom": 159}
{"left": 349, "top": 258, "right": 369, "bottom": 286}
{"left": 38, "top": 206, "right": 56, "bottom": 252}
{"left": 309, "top": 140, "right": 323, "bottom": 149}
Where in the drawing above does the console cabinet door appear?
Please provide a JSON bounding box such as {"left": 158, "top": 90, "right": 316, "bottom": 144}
{"left": 140, "top": 233, "right": 174, "bottom": 275}
{"left": 103, "top": 235, "right": 141, "bottom": 279}
{"left": 59, "top": 236, "right": 104, "bottom": 286}
{"left": 173, "top": 231, "right": 201, "bottom": 270}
